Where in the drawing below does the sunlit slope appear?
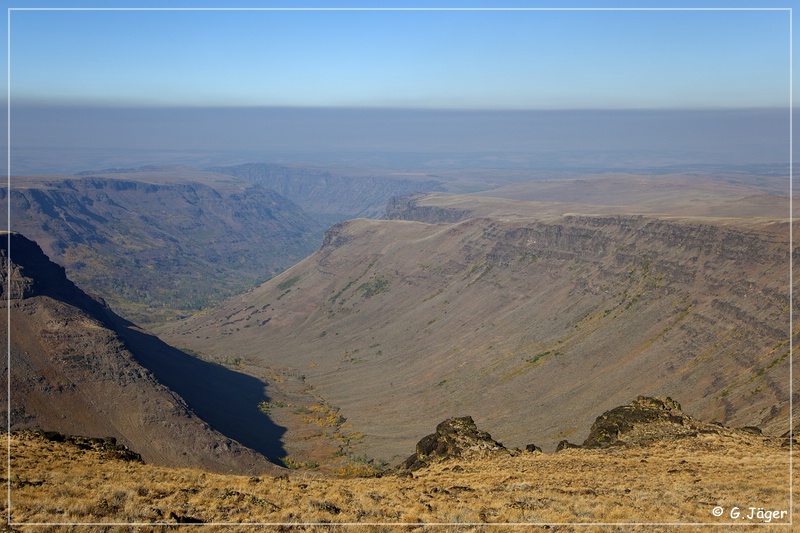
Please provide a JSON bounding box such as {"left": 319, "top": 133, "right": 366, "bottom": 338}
{"left": 8, "top": 423, "right": 794, "bottom": 527}
{"left": 164, "top": 213, "right": 794, "bottom": 463}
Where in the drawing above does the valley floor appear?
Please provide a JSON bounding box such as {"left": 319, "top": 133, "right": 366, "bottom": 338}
{"left": 4, "top": 430, "right": 796, "bottom": 532}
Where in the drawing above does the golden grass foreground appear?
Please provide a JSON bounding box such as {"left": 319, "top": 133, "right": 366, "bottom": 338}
{"left": 3, "top": 429, "right": 796, "bottom": 532}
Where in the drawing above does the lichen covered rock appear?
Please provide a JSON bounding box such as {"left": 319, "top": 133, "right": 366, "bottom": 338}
{"left": 583, "top": 396, "right": 699, "bottom": 448}
{"left": 403, "top": 416, "right": 507, "bottom": 470}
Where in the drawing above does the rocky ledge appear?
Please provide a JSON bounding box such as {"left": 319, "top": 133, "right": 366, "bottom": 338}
{"left": 582, "top": 396, "right": 694, "bottom": 448}
{"left": 29, "top": 429, "right": 143, "bottom": 463}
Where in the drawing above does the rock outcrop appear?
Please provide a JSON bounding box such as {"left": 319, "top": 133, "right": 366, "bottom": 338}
{"left": 2, "top": 232, "right": 285, "bottom": 475}
{"left": 583, "top": 397, "right": 692, "bottom": 448}
{"left": 33, "top": 430, "right": 143, "bottom": 463}
{"left": 582, "top": 396, "right": 771, "bottom": 449}
{"left": 406, "top": 397, "right": 784, "bottom": 468}
{"left": 385, "top": 194, "right": 473, "bottom": 223}
{"left": 402, "top": 417, "right": 507, "bottom": 470}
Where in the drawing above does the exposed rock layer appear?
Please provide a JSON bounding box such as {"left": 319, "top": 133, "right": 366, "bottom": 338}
{"left": 4, "top": 177, "right": 322, "bottom": 324}
{"left": 2, "top": 233, "right": 283, "bottom": 475}
{"left": 164, "top": 210, "right": 794, "bottom": 462}
{"left": 403, "top": 416, "right": 508, "bottom": 471}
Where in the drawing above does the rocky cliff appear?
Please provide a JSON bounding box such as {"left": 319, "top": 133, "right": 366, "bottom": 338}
{"left": 4, "top": 177, "right": 322, "bottom": 324}
{"left": 402, "top": 416, "right": 509, "bottom": 471}
{"left": 2, "top": 233, "right": 284, "bottom": 475}
{"left": 385, "top": 194, "right": 473, "bottom": 223}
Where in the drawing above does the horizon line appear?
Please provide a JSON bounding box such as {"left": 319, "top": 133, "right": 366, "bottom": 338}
{"left": 5, "top": 103, "right": 793, "bottom": 112}
{"left": 7, "top": 7, "right": 793, "bottom": 12}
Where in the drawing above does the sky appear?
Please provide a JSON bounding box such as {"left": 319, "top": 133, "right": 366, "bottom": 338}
{"left": 2, "top": 1, "right": 797, "bottom": 172}
{"left": 6, "top": 2, "right": 793, "bottom": 109}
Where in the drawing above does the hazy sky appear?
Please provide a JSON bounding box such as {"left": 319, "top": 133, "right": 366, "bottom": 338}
{"left": 7, "top": 1, "right": 793, "bottom": 109}
{"left": 3, "top": 2, "right": 796, "bottom": 173}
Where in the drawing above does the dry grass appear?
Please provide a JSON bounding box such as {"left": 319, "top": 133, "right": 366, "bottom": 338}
{"left": 4, "top": 430, "right": 796, "bottom": 532}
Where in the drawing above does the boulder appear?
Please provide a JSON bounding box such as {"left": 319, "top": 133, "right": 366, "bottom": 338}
{"left": 582, "top": 396, "right": 694, "bottom": 448}
{"left": 555, "top": 440, "right": 581, "bottom": 452}
{"left": 402, "top": 416, "right": 506, "bottom": 470}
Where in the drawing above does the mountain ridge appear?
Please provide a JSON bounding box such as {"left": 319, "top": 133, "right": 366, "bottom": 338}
{"left": 162, "top": 207, "right": 794, "bottom": 463}
{"left": 4, "top": 175, "right": 323, "bottom": 324}
{"left": 2, "top": 232, "right": 285, "bottom": 475}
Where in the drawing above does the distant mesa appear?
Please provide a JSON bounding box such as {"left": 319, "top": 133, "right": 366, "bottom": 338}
{"left": 208, "top": 162, "right": 445, "bottom": 221}
{"left": 384, "top": 193, "right": 473, "bottom": 223}
{"left": 74, "top": 164, "right": 192, "bottom": 175}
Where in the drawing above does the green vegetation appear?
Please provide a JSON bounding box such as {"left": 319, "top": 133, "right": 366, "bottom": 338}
{"left": 358, "top": 276, "right": 390, "bottom": 299}
{"left": 329, "top": 257, "right": 382, "bottom": 303}
{"left": 178, "top": 347, "right": 203, "bottom": 359}
{"left": 526, "top": 350, "right": 562, "bottom": 365}
{"left": 223, "top": 356, "right": 243, "bottom": 367}
{"left": 276, "top": 275, "right": 302, "bottom": 291}
{"left": 281, "top": 456, "right": 319, "bottom": 469}
{"left": 257, "top": 400, "right": 291, "bottom": 415}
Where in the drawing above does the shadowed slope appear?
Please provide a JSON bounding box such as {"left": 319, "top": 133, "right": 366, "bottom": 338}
{"left": 112, "top": 318, "right": 288, "bottom": 463}
{"left": 2, "top": 232, "right": 285, "bottom": 474}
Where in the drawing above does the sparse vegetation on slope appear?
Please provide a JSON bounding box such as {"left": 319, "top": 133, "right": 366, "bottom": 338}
{"left": 163, "top": 212, "right": 794, "bottom": 464}
{"left": 4, "top": 176, "right": 323, "bottom": 325}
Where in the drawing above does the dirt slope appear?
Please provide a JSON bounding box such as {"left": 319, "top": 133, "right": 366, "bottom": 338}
{"left": 2, "top": 232, "right": 284, "bottom": 475}
{"left": 162, "top": 208, "right": 795, "bottom": 464}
